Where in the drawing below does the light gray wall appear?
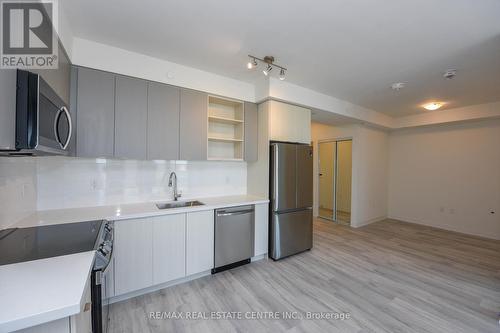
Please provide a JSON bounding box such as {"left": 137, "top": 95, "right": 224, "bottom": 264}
{"left": 388, "top": 119, "right": 500, "bottom": 239}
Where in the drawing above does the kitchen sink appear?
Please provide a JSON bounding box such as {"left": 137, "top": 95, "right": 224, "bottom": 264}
{"left": 156, "top": 200, "right": 204, "bottom": 210}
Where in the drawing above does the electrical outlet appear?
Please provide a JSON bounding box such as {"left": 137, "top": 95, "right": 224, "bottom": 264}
{"left": 449, "top": 208, "right": 455, "bottom": 214}
{"left": 439, "top": 207, "right": 445, "bottom": 213}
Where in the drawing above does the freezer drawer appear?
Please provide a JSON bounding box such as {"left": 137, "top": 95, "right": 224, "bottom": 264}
{"left": 270, "top": 209, "right": 312, "bottom": 260}
{"left": 214, "top": 206, "right": 255, "bottom": 270}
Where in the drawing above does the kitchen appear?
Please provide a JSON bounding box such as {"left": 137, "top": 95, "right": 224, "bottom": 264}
{"left": 1, "top": 1, "right": 500, "bottom": 333}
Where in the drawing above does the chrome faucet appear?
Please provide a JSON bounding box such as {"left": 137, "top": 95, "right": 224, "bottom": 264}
{"left": 168, "top": 172, "right": 182, "bottom": 201}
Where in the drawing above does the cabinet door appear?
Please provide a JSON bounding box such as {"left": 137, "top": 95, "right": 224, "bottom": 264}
{"left": 179, "top": 89, "right": 207, "bottom": 160}
{"left": 244, "top": 102, "right": 258, "bottom": 162}
{"left": 269, "top": 101, "right": 311, "bottom": 144}
{"left": 0, "top": 69, "right": 17, "bottom": 150}
{"left": 147, "top": 82, "right": 180, "bottom": 160}
{"left": 254, "top": 203, "right": 269, "bottom": 257}
{"left": 114, "top": 76, "right": 148, "bottom": 159}
{"left": 76, "top": 68, "right": 115, "bottom": 157}
{"left": 16, "top": 318, "right": 70, "bottom": 333}
{"left": 114, "top": 218, "right": 153, "bottom": 296}
{"left": 69, "top": 275, "right": 92, "bottom": 333}
{"left": 186, "top": 210, "right": 214, "bottom": 275}
{"left": 152, "top": 214, "right": 186, "bottom": 284}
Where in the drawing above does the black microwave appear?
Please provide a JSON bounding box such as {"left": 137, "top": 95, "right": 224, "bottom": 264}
{"left": 16, "top": 69, "right": 72, "bottom": 155}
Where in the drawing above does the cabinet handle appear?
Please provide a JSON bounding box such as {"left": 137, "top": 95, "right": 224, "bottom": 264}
{"left": 84, "top": 302, "right": 91, "bottom": 312}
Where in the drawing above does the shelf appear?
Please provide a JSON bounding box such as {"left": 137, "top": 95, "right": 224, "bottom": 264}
{"left": 207, "top": 95, "right": 245, "bottom": 160}
{"left": 208, "top": 116, "right": 244, "bottom": 125}
{"left": 208, "top": 136, "right": 243, "bottom": 143}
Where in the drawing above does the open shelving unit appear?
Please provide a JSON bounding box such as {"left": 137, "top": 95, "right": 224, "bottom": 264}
{"left": 207, "top": 96, "right": 245, "bottom": 160}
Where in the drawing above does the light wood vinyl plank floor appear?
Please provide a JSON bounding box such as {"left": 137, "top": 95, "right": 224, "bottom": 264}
{"left": 108, "top": 219, "right": 500, "bottom": 333}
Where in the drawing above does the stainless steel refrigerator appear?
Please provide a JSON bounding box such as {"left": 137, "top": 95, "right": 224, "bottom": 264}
{"left": 270, "top": 142, "right": 313, "bottom": 260}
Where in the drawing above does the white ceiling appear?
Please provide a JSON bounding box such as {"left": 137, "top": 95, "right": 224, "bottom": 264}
{"left": 63, "top": 0, "right": 500, "bottom": 117}
{"left": 311, "top": 109, "right": 359, "bottom": 127}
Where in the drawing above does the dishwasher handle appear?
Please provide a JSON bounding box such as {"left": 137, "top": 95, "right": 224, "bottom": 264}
{"left": 216, "top": 208, "right": 254, "bottom": 217}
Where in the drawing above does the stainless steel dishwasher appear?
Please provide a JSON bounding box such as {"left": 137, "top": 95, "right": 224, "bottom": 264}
{"left": 212, "top": 205, "right": 255, "bottom": 274}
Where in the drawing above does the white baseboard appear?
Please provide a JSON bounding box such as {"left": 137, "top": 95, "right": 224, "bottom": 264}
{"left": 352, "top": 216, "right": 387, "bottom": 228}
{"left": 388, "top": 215, "right": 500, "bottom": 240}
{"left": 251, "top": 254, "right": 267, "bottom": 262}
{"left": 108, "top": 270, "right": 211, "bottom": 304}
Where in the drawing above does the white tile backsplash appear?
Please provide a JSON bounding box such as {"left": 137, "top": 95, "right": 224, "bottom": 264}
{"left": 0, "top": 157, "right": 37, "bottom": 230}
{"left": 0, "top": 157, "right": 247, "bottom": 228}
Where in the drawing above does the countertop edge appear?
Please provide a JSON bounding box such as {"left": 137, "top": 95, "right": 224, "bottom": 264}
{"left": 11, "top": 196, "right": 270, "bottom": 228}
{"left": 0, "top": 251, "right": 95, "bottom": 333}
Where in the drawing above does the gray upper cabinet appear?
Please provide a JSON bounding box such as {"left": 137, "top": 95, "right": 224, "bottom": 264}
{"left": 147, "top": 83, "right": 180, "bottom": 160}
{"left": 73, "top": 67, "right": 256, "bottom": 162}
{"left": 244, "top": 102, "right": 258, "bottom": 162}
{"left": 76, "top": 67, "right": 115, "bottom": 158}
{"left": 114, "top": 76, "right": 148, "bottom": 159}
{"left": 180, "top": 89, "right": 207, "bottom": 160}
{"left": 0, "top": 69, "right": 17, "bottom": 150}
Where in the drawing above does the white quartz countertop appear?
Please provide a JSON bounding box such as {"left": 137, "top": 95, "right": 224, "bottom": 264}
{"left": 0, "top": 251, "right": 95, "bottom": 333}
{"left": 0, "top": 195, "right": 268, "bottom": 332}
{"left": 12, "top": 195, "right": 269, "bottom": 228}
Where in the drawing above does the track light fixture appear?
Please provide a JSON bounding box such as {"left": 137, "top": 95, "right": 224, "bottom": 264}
{"left": 247, "top": 55, "right": 286, "bottom": 80}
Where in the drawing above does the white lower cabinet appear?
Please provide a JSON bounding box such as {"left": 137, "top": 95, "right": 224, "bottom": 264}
{"left": 152, "top": 214, "right": 186, "bottom": 284}
{"left": 186, "top": 210, "right": 214, "bottom": 275}
{"left": 69, "top": 276, "right": 92, "bottom": 333}
{"left": 15, "top": 318, "right": 70, "bottom": 333}
{"left": 254, "top": 203, "right": 269, "bottom": 256}
{"left": 114, "top": 218, "right": 153, "bottom": 296}
{"left": 113, "top": 210, "right": 215, "bottom": 298}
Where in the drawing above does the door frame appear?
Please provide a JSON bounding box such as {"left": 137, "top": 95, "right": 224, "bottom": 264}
{"left": 317, "top": 137, "right": 353, "bottom": 223}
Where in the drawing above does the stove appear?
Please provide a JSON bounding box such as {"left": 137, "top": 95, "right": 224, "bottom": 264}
{"left": 0, "top": 219, "right": 115, "bottom": 333}
{"left": 0, "top": 220, "right": 105, "bottom": 266}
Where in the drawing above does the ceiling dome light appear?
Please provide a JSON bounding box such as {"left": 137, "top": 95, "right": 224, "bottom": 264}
{"left": 443, "top": 69, "right": 457, "bottom": 79}
{"left": 391, "top": 82, "right": 405, "bottom": 91}
{"left": 279, "top": 68, "right": 286, "bottom": 80}
{"left": 263, "top": 64, "right": 272, "bottom": 76}
{"left": 422, "top": 102, "right": 444, "bottom": 111}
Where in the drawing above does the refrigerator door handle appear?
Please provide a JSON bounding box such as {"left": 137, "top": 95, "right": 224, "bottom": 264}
{"left": 272, "top": 144, "right": 278, "bottom": 211}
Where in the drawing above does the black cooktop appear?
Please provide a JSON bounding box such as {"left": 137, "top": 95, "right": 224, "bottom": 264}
{"left": 0, "top": 220, "right": 103, "bottom": 266}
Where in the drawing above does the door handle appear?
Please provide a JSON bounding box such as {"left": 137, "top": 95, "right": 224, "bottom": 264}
{"left": 54, "top": 106, "right": 72, "bottom": 150}
{"left": 217, "top": 210, "right": 254, "bottom": 217}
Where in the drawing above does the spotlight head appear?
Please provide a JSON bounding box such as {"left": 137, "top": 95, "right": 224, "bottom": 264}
{"left": 247, "top": 57, "right": 258, "bottom": 69}
{"left": 279, "top": 68, "right": 285, "bottom": 80}
{"left": 263, "top": 64, "right": 272, "bottom": 76}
